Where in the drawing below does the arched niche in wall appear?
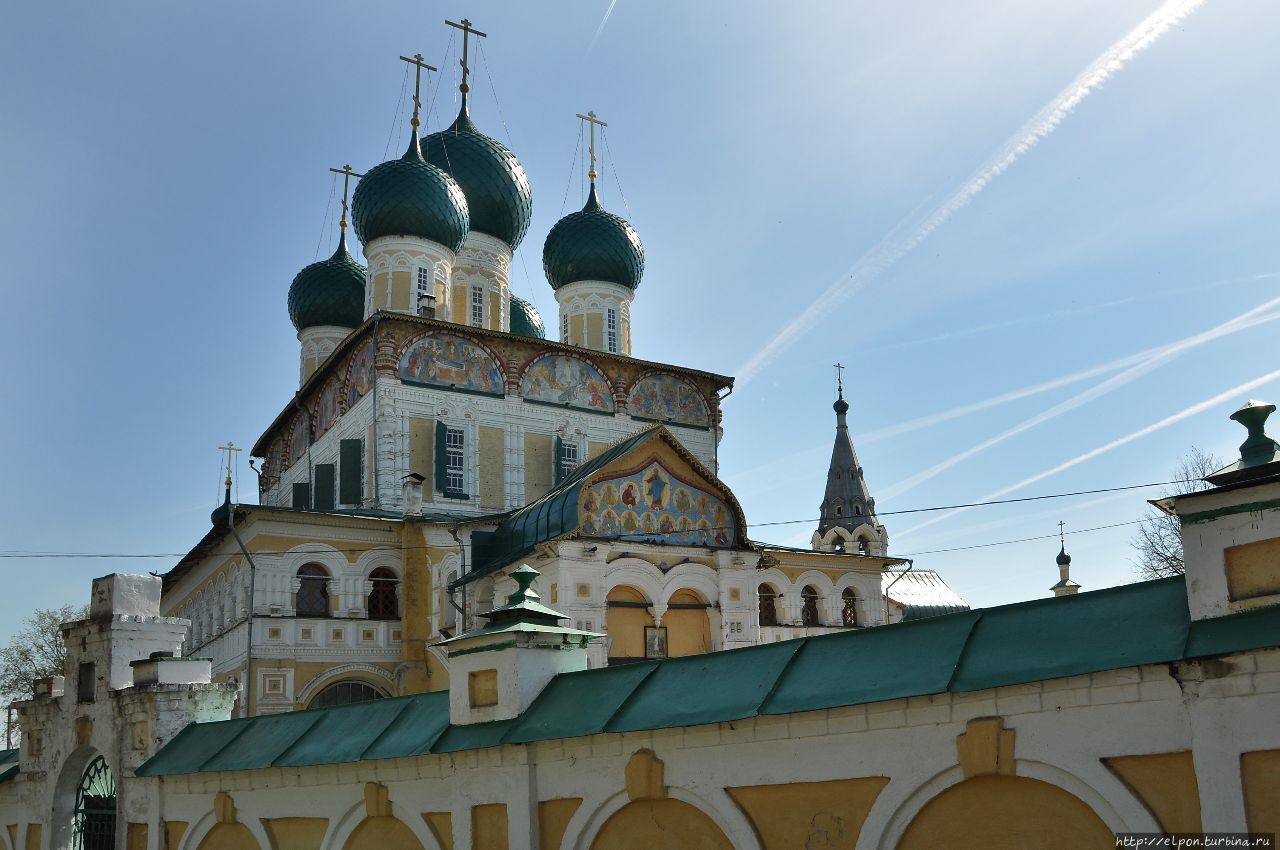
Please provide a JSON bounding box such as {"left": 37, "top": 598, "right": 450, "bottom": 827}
{"left": 398, "top": 331, "right": 505, "bottom": 396}
{"left": 627, "top": 373, "right": 711, "bottom": 428}
{"left": 520, "top": 352, "right": 615, "bottom": 413}
{"left": 313, "top": 377, "right": 343, "bottom": 440}
{"left": 343, "top": 338, "right": 376, "bottom": 410}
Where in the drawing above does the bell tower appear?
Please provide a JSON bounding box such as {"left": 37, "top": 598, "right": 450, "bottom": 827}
{"left": 812, "top": 366, "right": 888, "bottom": 555}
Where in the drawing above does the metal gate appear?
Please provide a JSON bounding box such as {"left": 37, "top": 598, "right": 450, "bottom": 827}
{"left": 73, "top": 754, "right": 115, "bottom": 850}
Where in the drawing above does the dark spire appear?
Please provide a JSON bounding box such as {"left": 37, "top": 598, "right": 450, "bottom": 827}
{"left": 816, "top": 386, "right": 881, "bottom": 545}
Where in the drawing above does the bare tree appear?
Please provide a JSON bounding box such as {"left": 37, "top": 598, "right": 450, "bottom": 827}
{"left": 1131, "top": 446, "right": 1222, "bottom": 579}
{"left": 0, "top": 603, "right": 89, "bottom": 744}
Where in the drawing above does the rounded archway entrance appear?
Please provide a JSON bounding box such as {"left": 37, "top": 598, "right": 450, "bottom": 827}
{"left": 73, "top": 754, "right": 116, "bottom": 850}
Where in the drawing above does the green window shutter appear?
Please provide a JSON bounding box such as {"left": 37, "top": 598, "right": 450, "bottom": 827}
{"left": 292, "top": 483, "right": 311, "bottom": 510}
{"left": 553, "top": 435, "right": 565, "bottom": 486}
{"left": 314, "top": 464, "right": 336, "bottom": 511}
{"left": 434, "top": 421, "right": 448, "bottom": 494}
{"left": 339, "top": 439, "right": 362, "bottom": 505}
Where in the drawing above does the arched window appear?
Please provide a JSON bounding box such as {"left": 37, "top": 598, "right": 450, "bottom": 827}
{"left": 296, "top": 564, "right": 329, "bottom": 617}
{"left": 444, "top": 570, "right": 458, "bottom": 629}
{"left": 801, "top": 585, "right": 821, "bottom": 626}
{"left": 842, "top": 587, "right": 860, "bottom": 627}
{"left": 757, "top": 583, "right": 779, "bottom": 627}
{"left": 367, "top": 568, "right": 399, "bottom": 620}
{"left": 857, "top": 536, "right": 870, "bottom": 554}
{"left": 308, "top": 679, "right": 388, "bottom": 709}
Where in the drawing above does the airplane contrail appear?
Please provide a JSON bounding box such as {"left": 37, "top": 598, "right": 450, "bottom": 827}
{"left": 879, "top": 297, "right": 1280, "bottom": 499}
{"left": 897, "top": 369, "right": 1280, "bottom": 539}
{"left": 733, "top": 0, "right": 1207, "bottom": 387}
{"left": 586, "top": 0, "right": 619, "bottom": 55}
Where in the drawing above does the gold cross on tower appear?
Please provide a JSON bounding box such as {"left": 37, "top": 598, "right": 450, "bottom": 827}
{"left": 575, "top": 110, "right": 608, "bottom": 183}
{"left": 398, "top": 53, "right": 438, "bottom": 130}
{"left": 217, "top": 441, "right": 241, "bottom": 489}
{"left": 445, "top": 18, "right": 487, "bottom": 94}
{"left": 328, "top": 164, "right": 365, "bottom": 232}
{"left": 833, "top": 362, "right": 846, "bottom": 397}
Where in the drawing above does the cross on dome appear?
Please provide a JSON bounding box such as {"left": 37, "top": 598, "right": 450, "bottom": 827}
{"left": 445, "top": 17, "right": 487, "bottom": 95}
{"left": 398, "top": 53, "right": 438, "bottom": 131}
{"left": 576, "top": 109, "right": 608, "bottom": 184}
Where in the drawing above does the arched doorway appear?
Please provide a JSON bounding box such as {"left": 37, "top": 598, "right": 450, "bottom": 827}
{"left": 606, "top": 586, "right": 655, "bottom": 665}
{"left": 897, "top": 774, "right": 1113, "bottom": 850}
{"left": 74, "top": 754, "right": 116, "bottom": 850}
{"left": 663, "top": 589, "right": 711, "bottom": 657}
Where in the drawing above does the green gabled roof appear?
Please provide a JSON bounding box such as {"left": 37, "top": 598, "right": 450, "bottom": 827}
{"left": 462, "top": 425, "right": 751, "bottom": 588}
{"left": 0, "top": 748, "right": 18, "bottom": 784}
{"left": 137, "top": 576, "right": 1280, "bottom": 777}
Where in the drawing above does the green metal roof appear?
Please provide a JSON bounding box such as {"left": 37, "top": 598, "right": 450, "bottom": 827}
{"left": 883, "top": 570, "right": 971, "bottom": 622}
{"left": 424, "top": 95, "right": 533, "bottom": 249}
{"left": 137, "top": 576, "right": 1280, "bottom": 777}
{"left": 0, "top": 748, "right": 17, "bottom": 784}
{"left": 509, "top": 294, "right": 545, "bottom": 339}
{"left": 543, "top": 183, "right": 644, "bottom": 291}
{"left": 351, "top": 133, "right": 470, "bottom": 252}
{"left": 463, "top": 428, "right": 662, "bottom": 587}
{"left": 287, "top": 232, "right": 366, "bottom": 331}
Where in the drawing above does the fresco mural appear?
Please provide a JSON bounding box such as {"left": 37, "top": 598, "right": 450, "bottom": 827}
{"left": 399, "top": 332, "right": 504, "bottom": 395}
{"left": 579, "top": 460, "right": 734, "bottom": 547}
{"left": 314, "top": 378, "right": 341, "bottom": 439}
{"left": 286, "top": 415, "right": 308, "bottom": 465}
{"left": 520, "top": 354, "right": 615, "bottom": 413}
{"left": 345, "top": 339, "right": 376, "bottom": 409}
{"left": 628, "top": 374, "right": 711, "bottom": 427}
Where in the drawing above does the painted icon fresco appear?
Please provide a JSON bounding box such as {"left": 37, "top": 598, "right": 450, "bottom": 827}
{"left": 314, "top": 378, "right": 342, "bottom": 439}
{"left": 399, "top": 331, "right": 504, "bottom": 395}
{"left": 345, "top": 339, "right": 376, "bottom": 409}
{"left": 627, "top": 374, "right": 710, "bottom": 427}
{"left": 579, "top": 460, "right": 735, "bottom": 547}
{"left": 520, "top": 354, "right": 615, "bottom": 413}
{"left": 286, "top": 415, "right": 308, "bottom": 465}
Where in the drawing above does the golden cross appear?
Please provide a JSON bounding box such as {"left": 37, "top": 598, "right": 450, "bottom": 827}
{"left": 445, "top": 18, "right": 487, "bottom": 94}
{"left": 575, "top": 110, "right": 608, "bottom": 182}
{"left": 398, "top": 53, "right": 438, "bottom": 130}
{"left": 328, "top": 164, "right": 365, "bottom": 232}
{"left": 217, "top": 442, "right": 241, "bottom": 488}
{"left": 833, "top": 362, "right": 845, "bottom": 397}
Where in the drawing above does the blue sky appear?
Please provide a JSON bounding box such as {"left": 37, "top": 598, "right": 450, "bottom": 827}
{"left": 1, "top": 1, "right": 1277, "bottom": 639}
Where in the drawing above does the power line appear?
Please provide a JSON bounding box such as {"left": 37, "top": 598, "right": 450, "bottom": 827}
{"left": 894, "top": 520, "right": 1145, "bottom": 558}
{"left": 0, "top": 476, "right": 1188, "bottom": 560}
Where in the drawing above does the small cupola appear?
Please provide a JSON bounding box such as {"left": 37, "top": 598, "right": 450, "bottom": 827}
{"left": 444, "top": 565, "right": 602, "bottom": 725}
{"left": 1157, "top": 400, "right": 1280, "bottom": 619}
{"left": 1051, "top": 523, "right": 1080, "bottom": 597}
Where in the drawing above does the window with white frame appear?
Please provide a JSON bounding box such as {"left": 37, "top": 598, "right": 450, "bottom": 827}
{"left": 559, "top": 439, "right": 579, "bottom": 480}
{"left": 606, "top": 308, "right": 618, "bottom": 353}
{"left": 416, "top": 267, "right": 432, "bottom": 312}
{"left": 470, "top": 286, "right": 484, "bottom": 327}
{"left": 445, "top": 427, "right": 465, "bottom": 493}
{"left": 562, "top": 313, "right": 569, "bottom": 342}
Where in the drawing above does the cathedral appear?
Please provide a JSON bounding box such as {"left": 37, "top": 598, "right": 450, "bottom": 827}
{"left": 158, "top": 23, "right": 965, "bottom": 715}
{"left": 3, "top": 20, "right": 1280, "bottom": 850}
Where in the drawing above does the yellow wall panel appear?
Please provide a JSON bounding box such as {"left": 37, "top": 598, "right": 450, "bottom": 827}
{"left": 26, "top": 824, "right": 44, "bottom": 850}
{"left": 590, "top": 800, "right": 732, "bottom": 850}
{"left": 586, "top": 313, "right": 604, "bottom": 350}
{"left": 390, "top": 270, "right": 411, "bottom": 313}
{"left": 1104, "top": 751, "right": 1202, "bottom": 833}
{"left": 196, "top": 822, "right": 259, "bottom": 850}
{"left": 538, "top": 799, "right": 582, "bottom": 850}
{"left": 422, "top": 813, "right": 452, "bottom": 850}
{"left": 451, "top": 286, "right": 468, "bottom": 323}
{"left": 606, "top": 586, "right": 655, "bottom": 659}
{"left": 479, "top": 426, "right": 505, "bottom": 510}
{"left": 727, "top": 777, "right": 888, "bottom": 850}
{"left": 409, "top": 418, "right": 435, "bottom": 481}
{"left": 1242, "top": 749, "right": 1280, "bottom": 835}
{"left": 570, "top": 314, "right": 585, "bottom": 347}
{"left": 525, "top": 432, "right": 554, "bottom": 503}
{"left": 165, "top": 821, "right": 189, "bottom": 850}
{"left": 488, "top": 290, "right": 501, "bottom": 331}
{"left": 471, "top": 804, "right": 508, "bottom": 850}
{"left": 262, "top": 818, "right": 328, "bottom": 850}
{"left": 1225, "top": 538, "right": 1280, "bottom": 601}
{"left": 342, "top": 817, "right": 424, "bottom": 850}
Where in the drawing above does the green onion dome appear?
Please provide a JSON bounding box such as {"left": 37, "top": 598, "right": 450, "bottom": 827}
{"left": 287, "top": 233, "right": 367, "bottom": 331}
{"left": 509, "top": 294, "right": 545, "bottom": 339}
{"left": 351, "top": 134, "right": 470, "bottom": 252}
{"left": 543, "top": 184, "right": 644, "bottom": 291}
{"left": 424, "top": 95, "right": 533, "bottom": 249}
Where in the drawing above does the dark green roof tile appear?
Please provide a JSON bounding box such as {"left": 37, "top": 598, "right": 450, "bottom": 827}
{"left": 352, "top": 134, "right": 469, "bottom": 252}
{"left": 425, "top": 97, "right": 532, "bottom": 249}
{"left": 509, "top": 294, "right": 545, "bottom": 339}
{"left": 543, "top": 184, "right": 643, "bottom": 290}
{"left": 287, "top": 233, "right": 366, "bottom": 331}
